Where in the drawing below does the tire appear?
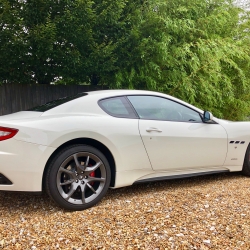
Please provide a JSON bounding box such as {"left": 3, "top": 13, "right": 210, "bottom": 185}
{"left": 45, "top": 144, "right": 111, "bottom": 211}
{"left": 242, "top": 144, "right": 250, "bottom": 176}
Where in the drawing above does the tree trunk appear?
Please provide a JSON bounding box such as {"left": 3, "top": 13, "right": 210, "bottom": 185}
{"left": 90, "top": 74, "right": 100, "bottom": 86}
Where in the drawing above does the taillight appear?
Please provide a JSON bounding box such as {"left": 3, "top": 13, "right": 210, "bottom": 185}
{"left": 0, "top": 127, "right": 19, "bottom": 141}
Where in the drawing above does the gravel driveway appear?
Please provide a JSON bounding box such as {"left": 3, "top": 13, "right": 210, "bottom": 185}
{"left": 0, "top": 173, "right": 250, "bottom": 249}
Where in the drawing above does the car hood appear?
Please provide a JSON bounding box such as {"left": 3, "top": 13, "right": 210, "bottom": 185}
{"left": 214, "top": 118, "right": 231, "bottom": 124}
{"left": 215, "top": 117, "right": 250, "bottom": 125}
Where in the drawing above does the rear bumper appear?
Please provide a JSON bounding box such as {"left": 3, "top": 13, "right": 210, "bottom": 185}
{"left": 0, "top": 139, "right": 55, "bottom": 191}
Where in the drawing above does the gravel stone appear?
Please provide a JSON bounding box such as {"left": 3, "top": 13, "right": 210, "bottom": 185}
{"left": 0, "top": 173, "right": 250, "bottom": 249}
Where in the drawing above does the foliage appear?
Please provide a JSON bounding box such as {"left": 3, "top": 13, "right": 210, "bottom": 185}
{"left": 110, "top": 0, "right": 250, "bottom": 120}
{"left": 1, "top": 0, "right": 250, "bottom": 120}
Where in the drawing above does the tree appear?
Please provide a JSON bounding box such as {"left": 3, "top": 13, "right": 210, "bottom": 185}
{"left": 0, "top": 0, "right": 137, "bottom": 85}
{"left": 109, "top": 0, "right": 250, "bottom": 120}
{"left": 0, "top": 0, "right": 27, "bottom": 83}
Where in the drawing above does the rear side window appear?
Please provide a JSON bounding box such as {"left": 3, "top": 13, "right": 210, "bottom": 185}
{"left": 99, "top": 97, "right": 137, "bottom": 118}
{"left": 28, "top": 93, "right": 87, "bottom": 112}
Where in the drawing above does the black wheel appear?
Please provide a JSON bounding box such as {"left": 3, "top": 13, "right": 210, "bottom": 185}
{"left": 45, "top": 144, "right": 111, "bottom": 210}
{"left": 242, "top": 144, "right": 250, "bottom": 176}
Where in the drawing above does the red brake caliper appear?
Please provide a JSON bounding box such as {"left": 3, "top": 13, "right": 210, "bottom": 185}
{"left": 89, "top": 171, "right": 95, "bottom": 186}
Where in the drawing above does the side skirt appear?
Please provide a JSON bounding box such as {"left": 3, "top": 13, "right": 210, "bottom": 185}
{"left": 133, "top": 170, "right": 230, "bottom": 184}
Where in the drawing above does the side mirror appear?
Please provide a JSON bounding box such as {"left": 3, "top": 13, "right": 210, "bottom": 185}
{"left": 203, "top": 111, "right": 214, "bottom": 123}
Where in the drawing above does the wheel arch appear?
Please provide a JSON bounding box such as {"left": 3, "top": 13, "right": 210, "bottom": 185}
{"left": 242, "top": 143, "right": 250, "bottom": 176}
{"left": 42, "top": 138, "right": 116, "bottom": 189}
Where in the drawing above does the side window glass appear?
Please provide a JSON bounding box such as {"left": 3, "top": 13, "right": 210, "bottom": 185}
{"left": 127, "top": 95, "right": 202, "bottom": 122}
{"left": 99, "top": 97, "right": 137, "bottom": 118}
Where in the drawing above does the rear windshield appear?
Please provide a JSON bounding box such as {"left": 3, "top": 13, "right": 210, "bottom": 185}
{"left": 28, "top": 92, "right": 87, "bottom": 112}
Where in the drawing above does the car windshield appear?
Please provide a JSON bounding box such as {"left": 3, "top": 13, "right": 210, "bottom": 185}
{"left": 27, "top": 92, "right": 88, "bottom": 112}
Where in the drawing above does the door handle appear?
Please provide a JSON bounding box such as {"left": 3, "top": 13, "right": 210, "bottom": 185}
{"left": 146, "top": 127, "right": 162, "bottom": 132}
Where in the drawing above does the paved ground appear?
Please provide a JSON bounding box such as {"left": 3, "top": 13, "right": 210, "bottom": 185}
{"left": 0, "top": 172, "right": 250, "bottom": 249}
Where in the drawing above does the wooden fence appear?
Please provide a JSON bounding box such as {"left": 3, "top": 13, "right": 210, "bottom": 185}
{"left": 0, "top": 84, "right": 107, "bottom": 116}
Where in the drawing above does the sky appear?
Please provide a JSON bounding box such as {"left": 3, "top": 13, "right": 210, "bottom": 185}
{"left": 234, "top": 0, "right": 250, "bottom": 10}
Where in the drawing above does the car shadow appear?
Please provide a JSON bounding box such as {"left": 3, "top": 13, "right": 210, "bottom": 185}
{"left": 106, "top": 171, "right": 245, "bottom": 200}
{"left": 0, "top": 172, "right": 246, "bottom": 213}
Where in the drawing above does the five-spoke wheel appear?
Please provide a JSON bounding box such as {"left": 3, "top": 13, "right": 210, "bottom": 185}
{"left": 45, "top": 145, "right": 111, "bottom": 210}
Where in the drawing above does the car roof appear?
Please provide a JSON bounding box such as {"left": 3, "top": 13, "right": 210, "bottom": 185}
{"left": 86, "top": 89, "right": 163, "bottom": 96}
{"left": 42, "top": 89, "right": 204, "bottom": 116}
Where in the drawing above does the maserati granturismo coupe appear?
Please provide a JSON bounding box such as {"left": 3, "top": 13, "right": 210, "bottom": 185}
{"left": 0, "top": 90, "right": 249, "bottom": 210}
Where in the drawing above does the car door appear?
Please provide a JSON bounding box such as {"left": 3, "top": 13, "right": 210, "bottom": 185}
{"left": 98, "top": 96, "right": 152, "bottom": 172}
{"left": 127, "top": 95, "right": 228, "bottom": 171}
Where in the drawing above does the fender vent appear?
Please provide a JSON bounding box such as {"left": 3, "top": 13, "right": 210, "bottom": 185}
{"left": 229, "top": 141, "right": 245, "bottom": 144}
{"left": 0, "top": 174, "right": 12, "bottom": 185}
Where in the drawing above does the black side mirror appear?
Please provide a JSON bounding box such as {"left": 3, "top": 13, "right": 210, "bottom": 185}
{"left": 203, "top": 111, "right": 214, "bottom": 123}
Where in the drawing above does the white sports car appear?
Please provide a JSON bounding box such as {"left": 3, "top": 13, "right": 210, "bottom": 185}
{"left": 0, "top": 90, "right": 249, "bottom": 210}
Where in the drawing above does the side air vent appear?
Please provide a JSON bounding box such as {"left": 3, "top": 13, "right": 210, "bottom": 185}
{"left": 0, "top": 174, "right": 12, "bottom": 185}
{"left": 229, "top": 141, "right": 245, "bottom": 144}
